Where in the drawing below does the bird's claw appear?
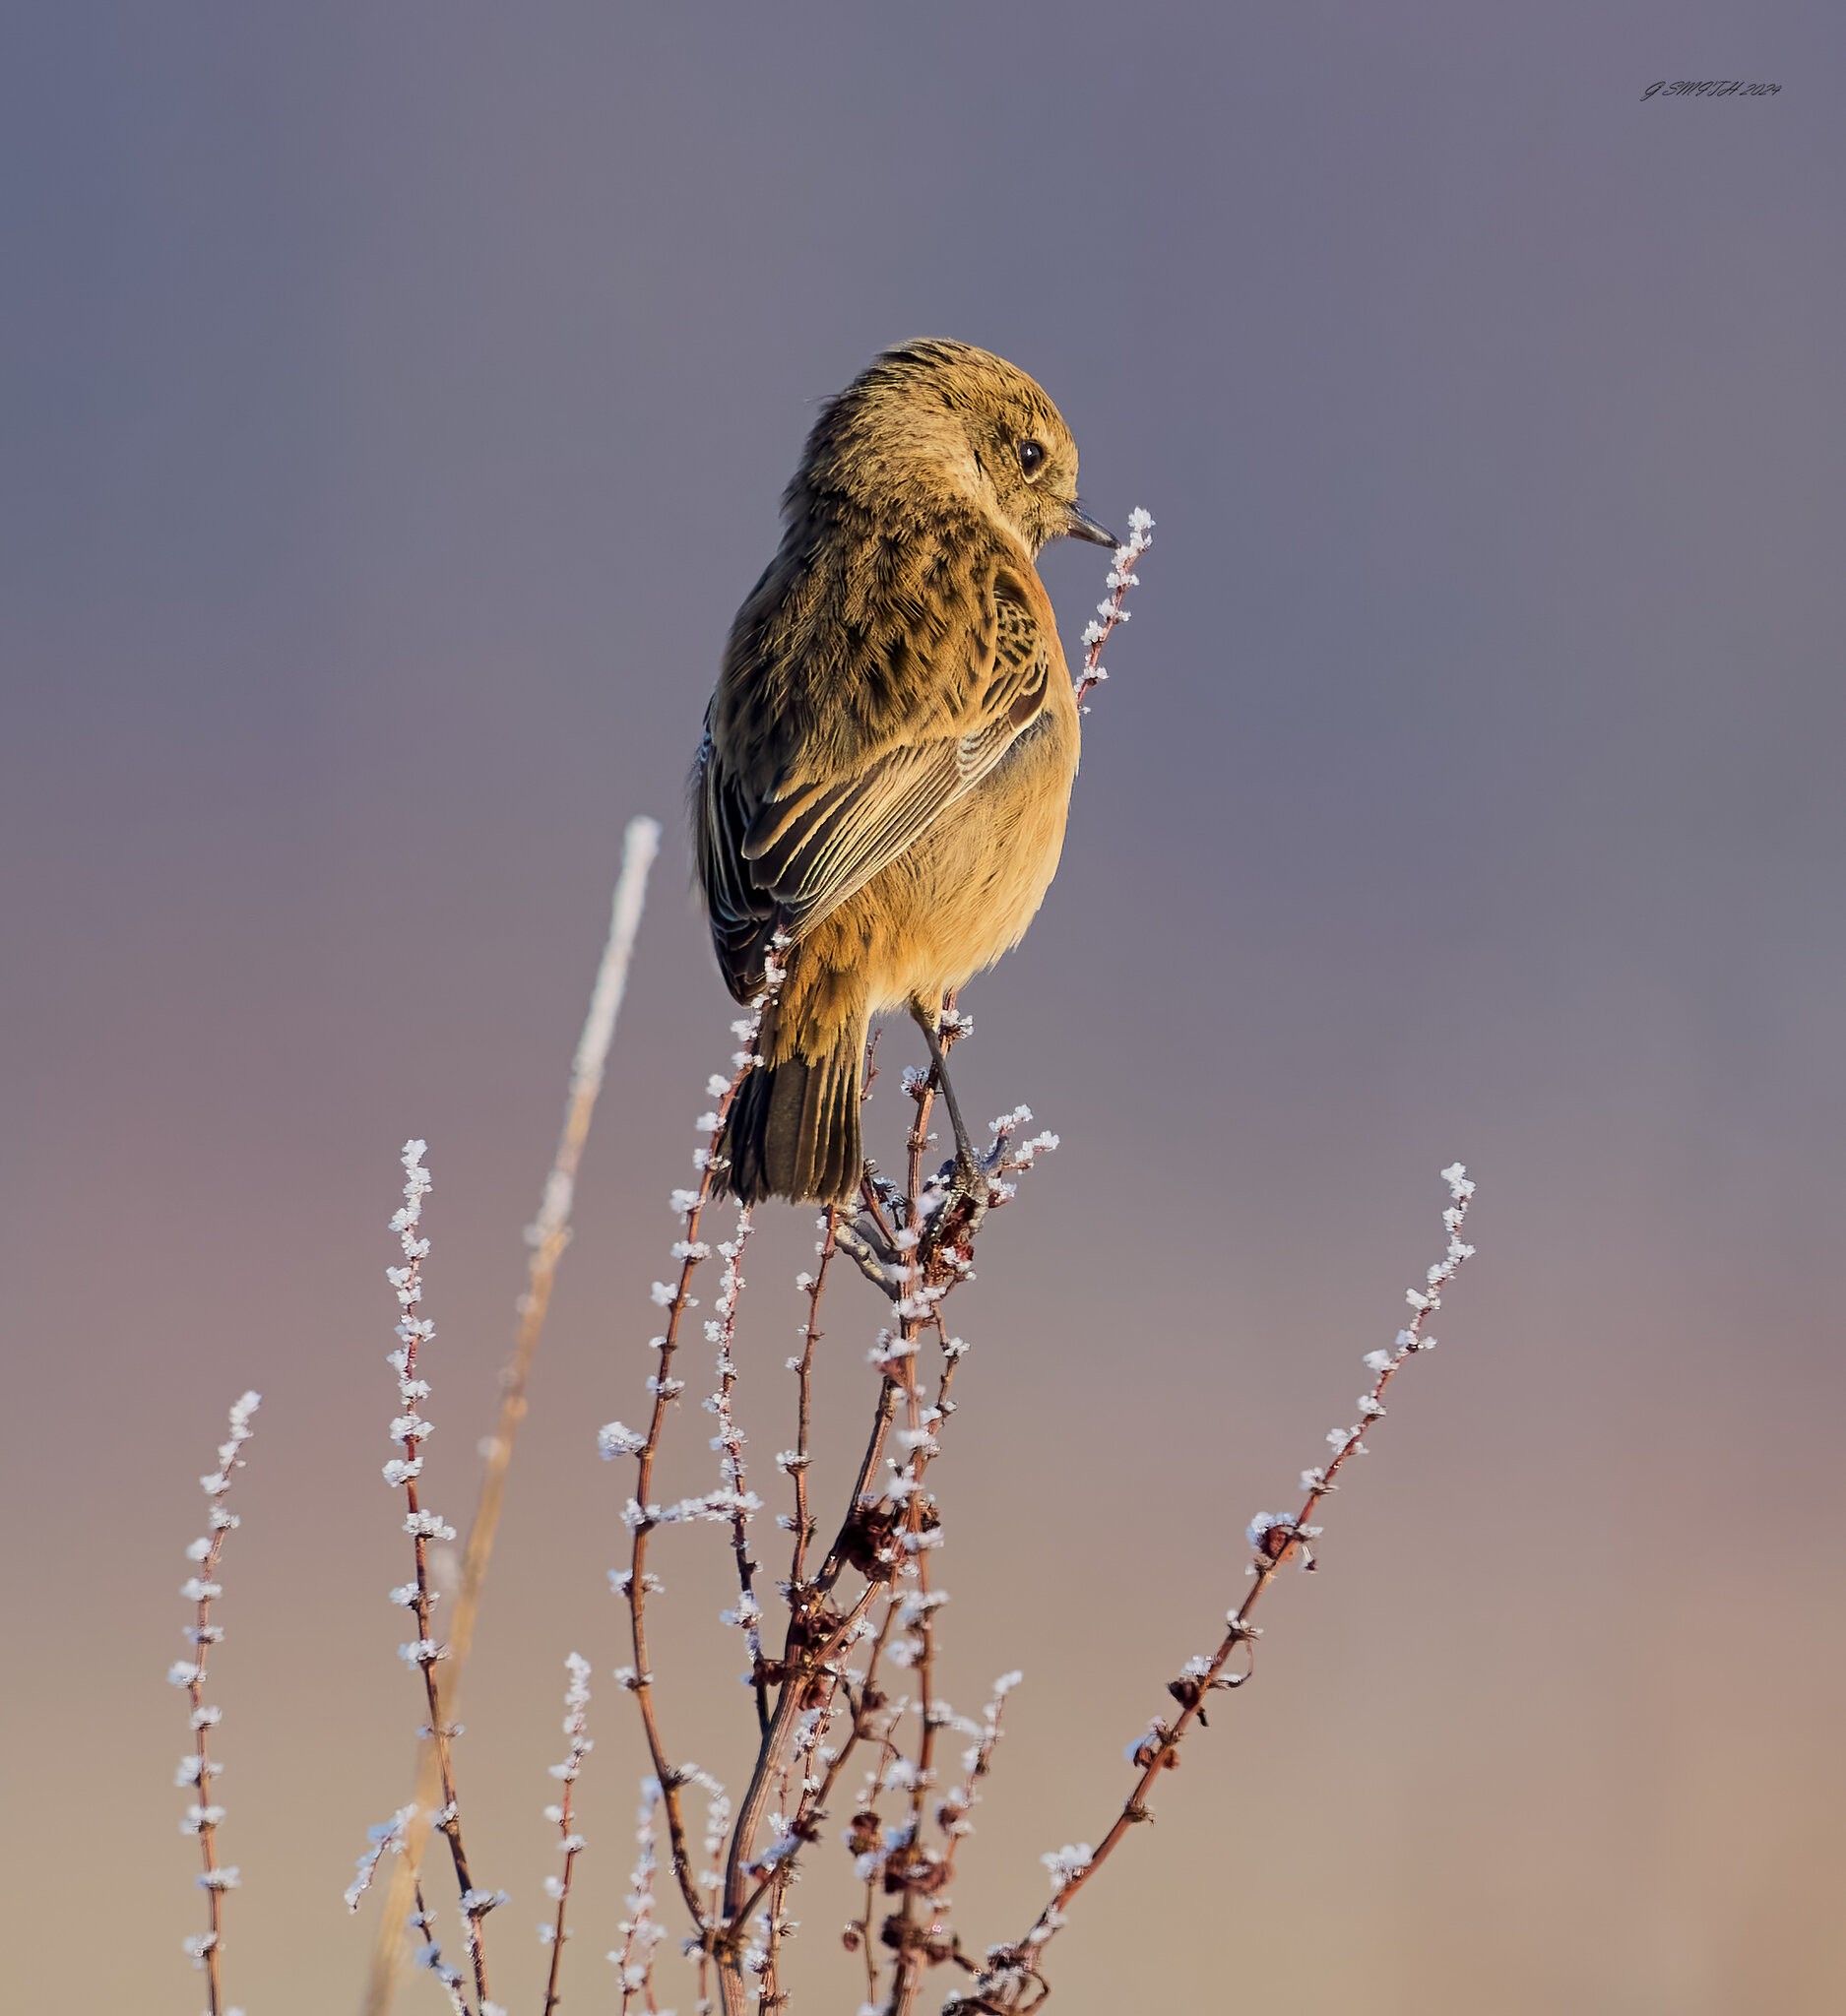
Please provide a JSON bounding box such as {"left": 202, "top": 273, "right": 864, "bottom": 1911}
{"left": 918, "top": 1149, "right": 994, "bottom": 1269}
{"left": 835, "top": 1213, "right": 902, "bottom": 1293}
{"left": 839, "top": 1140, "right": 1000, "bottom": 1294}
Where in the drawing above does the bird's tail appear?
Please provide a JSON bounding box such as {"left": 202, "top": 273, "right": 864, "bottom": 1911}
{"left": 720, "top": 1007, "right": 865, "bottom": 1206}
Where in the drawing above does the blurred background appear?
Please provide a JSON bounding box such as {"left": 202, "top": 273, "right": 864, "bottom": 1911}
{"left": 3, "top": 4, "right": 1842, "bottom": 2011}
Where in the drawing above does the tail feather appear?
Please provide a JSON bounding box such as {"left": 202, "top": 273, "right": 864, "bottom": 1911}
{"left": 721, "top": 1024, "right": 864, "bottom": 1205}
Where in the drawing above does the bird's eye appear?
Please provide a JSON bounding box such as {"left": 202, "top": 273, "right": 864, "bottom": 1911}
{"left": 1017, "top": 438, "right": 1046, "bottom": 476}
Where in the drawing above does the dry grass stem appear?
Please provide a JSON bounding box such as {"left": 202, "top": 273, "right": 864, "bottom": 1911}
{"left": 365, "top": 816, "right": 660, "bottom": 2013}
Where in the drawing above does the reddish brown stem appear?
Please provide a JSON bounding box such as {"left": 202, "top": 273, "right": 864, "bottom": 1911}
{"left": 971, "top": 1172, "right": 1480, "bottom": 2010}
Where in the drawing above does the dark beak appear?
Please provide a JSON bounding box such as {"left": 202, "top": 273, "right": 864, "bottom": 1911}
{"left": 1064, "top": 503, "right": 1119, "bottom": 547}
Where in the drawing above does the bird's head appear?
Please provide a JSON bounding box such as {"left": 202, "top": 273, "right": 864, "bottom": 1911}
{"left": 797, "top": 339, "right": 1116, "bottom": 557}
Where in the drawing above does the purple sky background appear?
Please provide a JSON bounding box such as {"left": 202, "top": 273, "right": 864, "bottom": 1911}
{"left": 3, "top": 5, "right": 1843, "bottom": 2011}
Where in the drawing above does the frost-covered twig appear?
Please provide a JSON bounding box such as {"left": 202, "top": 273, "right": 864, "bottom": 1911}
{"left": 1072, "top": 507, "right": 1153, "bottom": 712}
{"left": 409, "top": 1878, "right": 473, "bottom": 2016}
{"left": 353, "top": 1140, "right": 503, "bottom": 2015}
{"left": 170, "top": 1387, "right": 260, "bottom": 2016}
{"left": 346, "top": 1802, "right": 417, "bottom": 1916}
{"left": 605, "top": 940, "right": 788, "bottom": 1933}
{"left": 607, "top": 1779, "right": 668, "bottom": 2014}
{"left": 366, "top": 815, "right": 660, "bottom": 2016}
{"left": 936, "top": 1669, "right": 1022, "bottom": 1887}
{"left": 707, "top": 1213, "right": 769, "bottom": 1732}
{"left": 954, "top": 1166, "right": 1481, "bottom": 2015}
{"left": 879, "top": 1060, "right": 958, "bottom": 2010}
{"left": 539, "top": 1653, "right": 594, "bottom": 2015}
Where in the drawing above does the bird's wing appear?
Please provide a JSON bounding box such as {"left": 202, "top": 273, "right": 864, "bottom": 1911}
{"left": 696, "top": 717, "right": 779, "bottom": 999}
{"left": 737, "top": 563, "right": 1053, "bottom": 939}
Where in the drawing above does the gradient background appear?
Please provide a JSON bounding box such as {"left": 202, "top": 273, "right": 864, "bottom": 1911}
{"left": 3, "top": 5, "right": 1842, "bottom": 2012}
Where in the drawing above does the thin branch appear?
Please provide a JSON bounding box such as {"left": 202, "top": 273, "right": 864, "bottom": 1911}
{"left": 956, "top": 1166, "right": 1481, "bottom": 2014}
{"left": 933, "top": 1669, "right": 1022, "bottom": 1894}
{"left": 707, "top": 1211, "right": 770, "bottom": 1733}
{"left": 784, "top": 1207, "right": 839, "bottom": 1590}
{"left": 409, "top": 1877, "right": 472, "bottom": 2016}
{"left": 170, "top": 1389, "right": 261, "bottom": 2016}
{"left": 1072, "top": 510, "right": 1153, "bottom": 712}
{"left": 540, "top": 1653, "right": 594, "bottom": 2014}
{"left": 608, "top": 1778, "right": 667, "bottom": 2014}
{"left": 607, "top": 941, "right": 789, "bottom": 1933}
{"left": 351, "top": 1140, "right": 503, "bottom": 2014}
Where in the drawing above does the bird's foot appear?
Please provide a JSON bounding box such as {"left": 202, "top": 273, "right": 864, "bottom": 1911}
{"left": 834, "top": 1215, "right": 900, "bottom": 1294}
{"left": 831, "top": 1165, "right": 912, "bottom": 1297}
{"left": 917, "top": 1147, "right": 993, "bottom": 1273}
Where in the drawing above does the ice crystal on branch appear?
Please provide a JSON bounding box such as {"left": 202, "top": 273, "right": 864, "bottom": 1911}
{"left": 347, "top": 1141, "right": 503, "bottom": 2013}
{"left": 607, "top": 1778, "right": 668, "bottom": 2012}
{"left": 538, "top": 1653, "right": 594, "bottom": 2002}
{"left": 346, "top": 1804, "right": 416, "bottom": 1914}
{"left": 1074, "top": 506, "right": 1154, "bottom": 711}
{"left": 171, "top": 1387, "right": 259, "bottom": 2016}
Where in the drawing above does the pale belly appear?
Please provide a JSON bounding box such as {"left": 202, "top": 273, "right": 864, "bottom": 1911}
{"left": 852, "top": 701, "right": 1079, "bottom": 1012}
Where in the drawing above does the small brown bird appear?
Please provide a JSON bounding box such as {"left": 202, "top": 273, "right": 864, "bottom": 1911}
{"left": 693, "top": 339, "right": 1114, "bottom": 1204}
